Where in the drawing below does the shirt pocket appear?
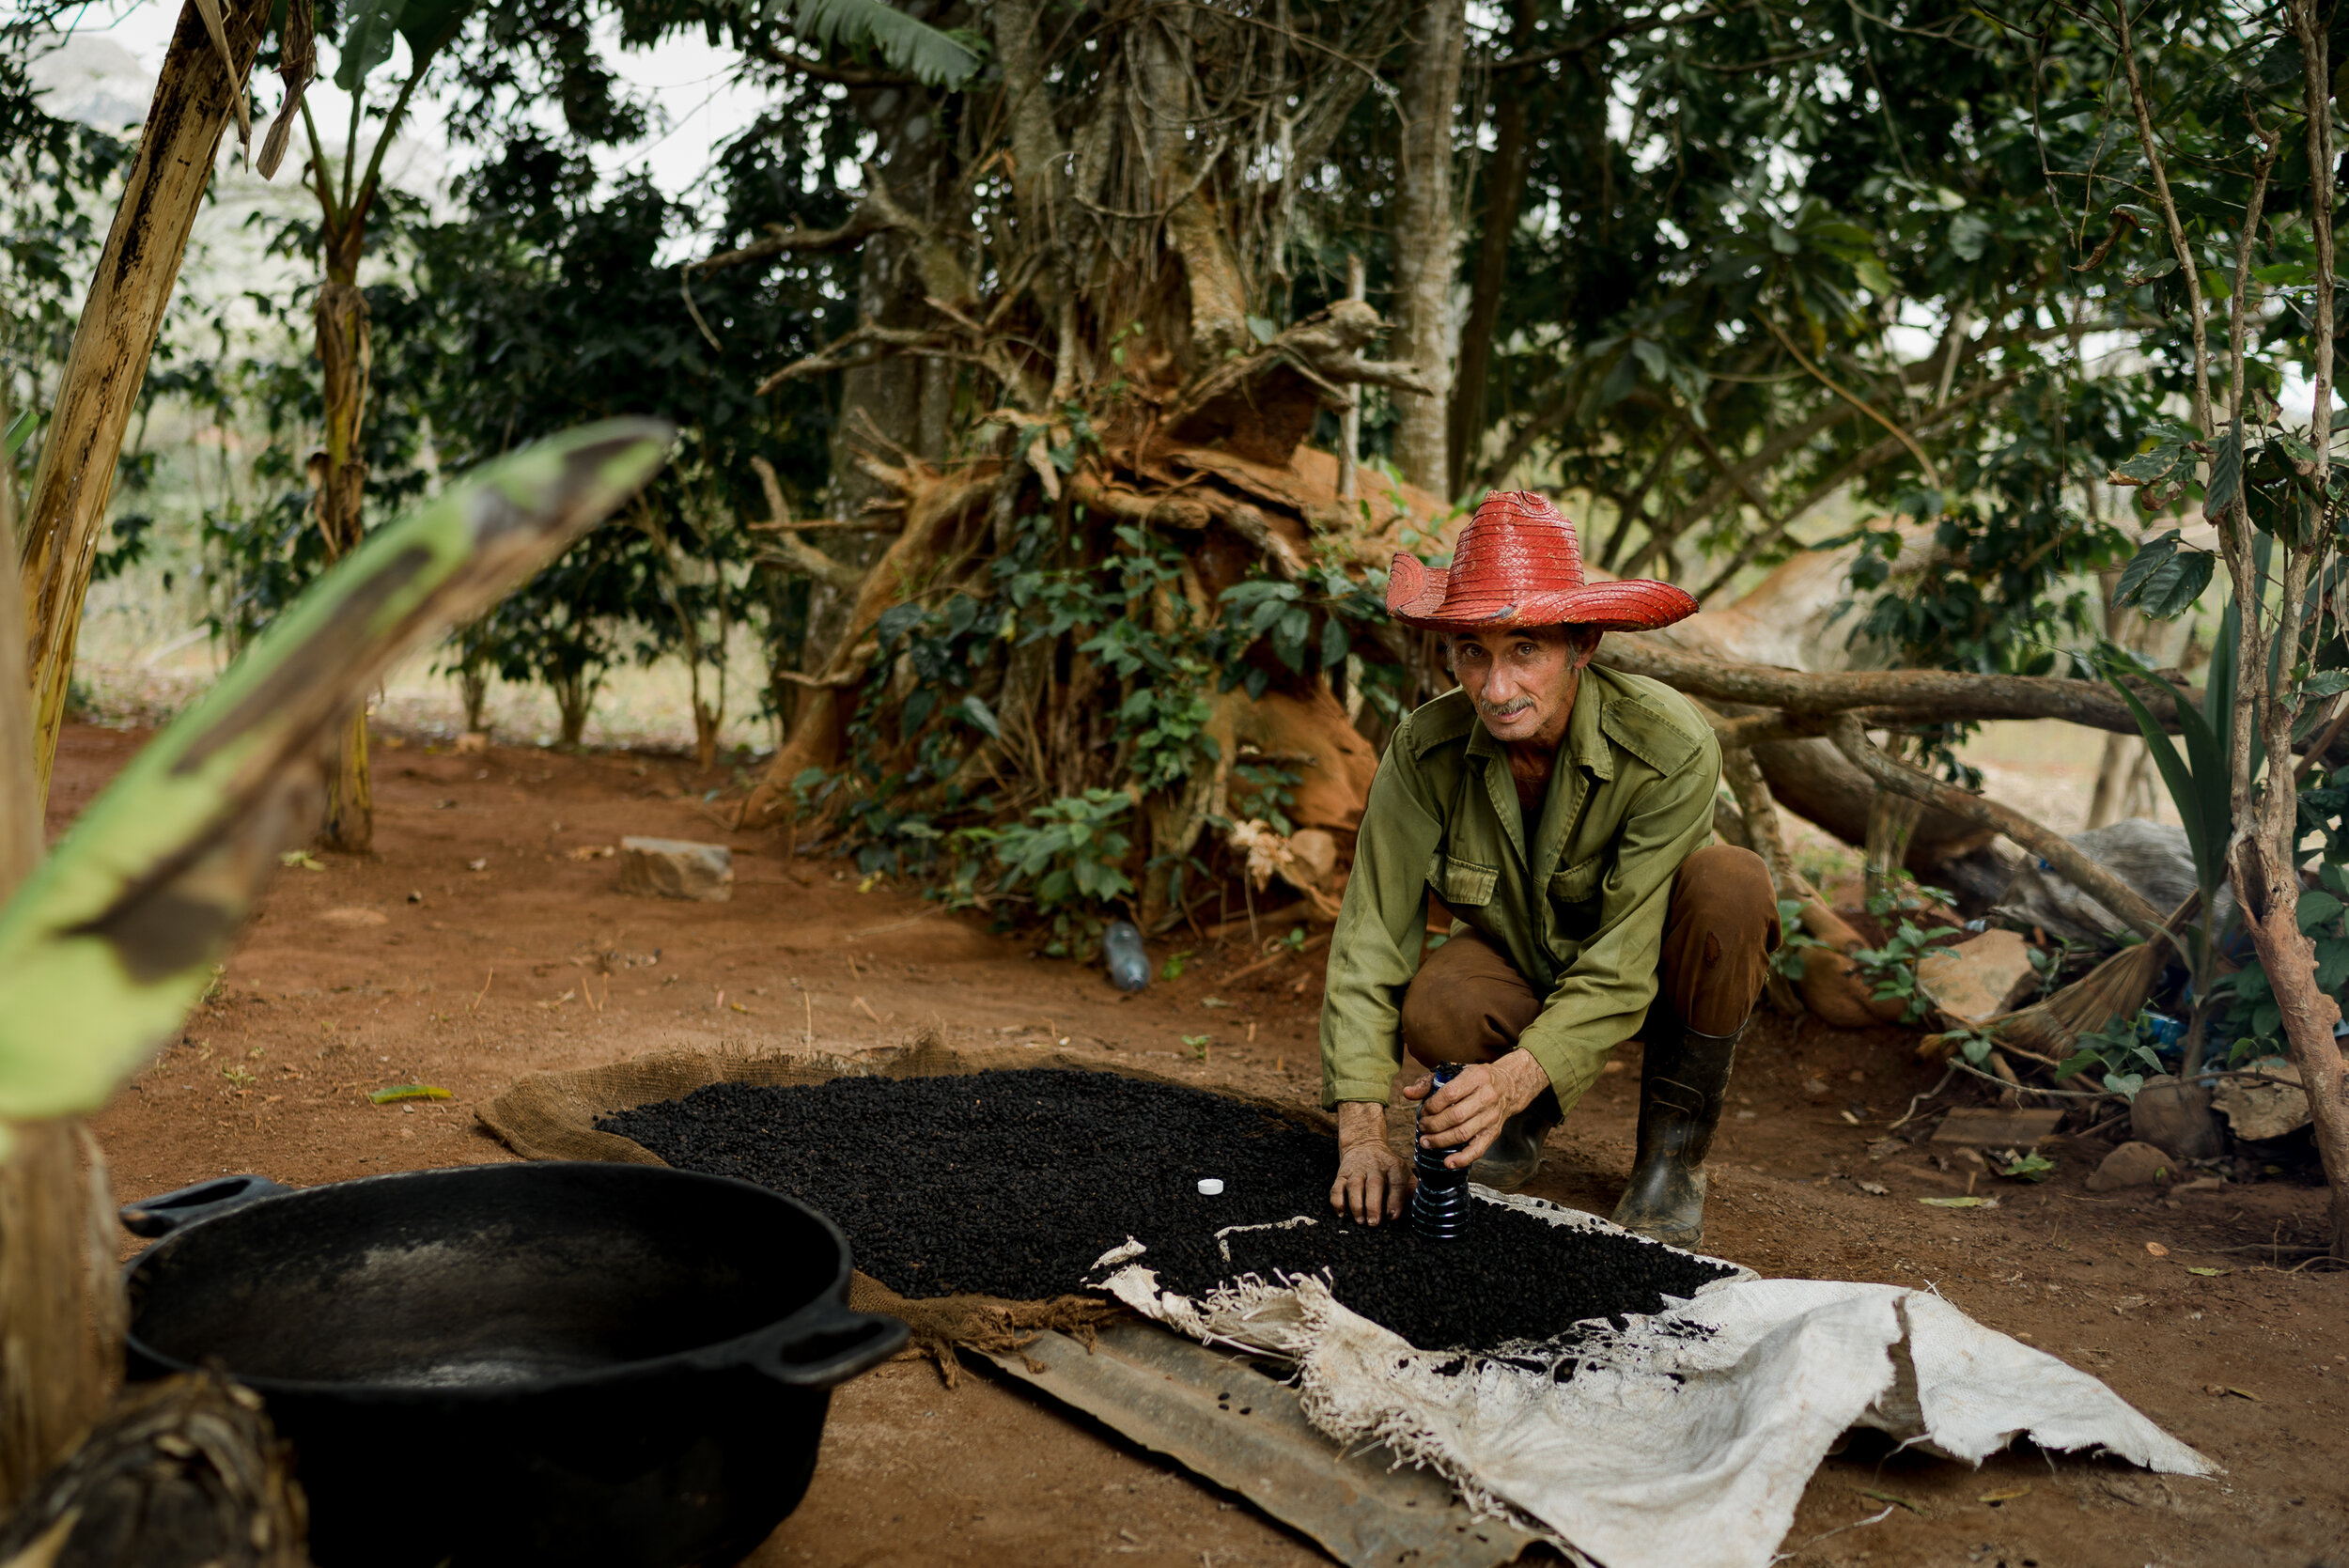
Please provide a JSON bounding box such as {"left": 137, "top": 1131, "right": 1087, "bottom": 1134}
{"left": 1428, "top": 851, "right": 1500, "bottom": 908}
{"left": 1548, "top": 853, "right": 1607, "bottom": 940}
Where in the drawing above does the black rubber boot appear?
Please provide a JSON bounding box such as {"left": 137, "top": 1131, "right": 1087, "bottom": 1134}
{"left": 1468, "top": 1091, "right": 1561, "bottom": 1191}
{"left": 1610, "top": 1013, "right": 1746, "bottom": 1247}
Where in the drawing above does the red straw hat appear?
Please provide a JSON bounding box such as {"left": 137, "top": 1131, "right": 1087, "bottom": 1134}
{"left": 1386, "top": 490, "right": 1698, "bottom": 633}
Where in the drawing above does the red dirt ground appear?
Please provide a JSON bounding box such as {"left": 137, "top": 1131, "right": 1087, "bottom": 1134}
{"left": 59, "top": 721, "right": 2348, "bottom": 1568}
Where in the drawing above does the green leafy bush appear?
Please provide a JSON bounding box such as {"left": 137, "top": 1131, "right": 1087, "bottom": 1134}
{"left": 2054, "top": 1012, "right": 2172, "bottom": 1101}
{"left": 981, "top": 790, "right": 1137, "bottom": 955}
{"left": 1767, "top": 896, "right": 1832, "bottom": 981}
{"left": 1849, "top": 921, "right": 1940, "bottom": 1024}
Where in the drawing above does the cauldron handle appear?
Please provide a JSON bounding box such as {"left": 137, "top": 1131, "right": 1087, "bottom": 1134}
{"left": 749, "top": 1307, "right": 910, "bottom": 1389}
{"left": 120, "top": 1174, "right": 292, "bottom": 1238}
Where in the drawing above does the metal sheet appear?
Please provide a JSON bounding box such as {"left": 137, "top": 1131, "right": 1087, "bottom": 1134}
{"left": 978, "top": 1321, "right": 1539, "bottom": 1568}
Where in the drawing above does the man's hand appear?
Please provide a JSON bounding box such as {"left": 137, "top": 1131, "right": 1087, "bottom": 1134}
{"left": 1401, "top": 1051, "right": 1549, "bottom": 1170}
{"left": 1330, "top": 1100, "right": 1411, "bottom": 1224}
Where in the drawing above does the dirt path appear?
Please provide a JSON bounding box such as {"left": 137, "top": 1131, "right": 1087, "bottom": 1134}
{"left": 62, "top": 722, "right": 2346, "bottom": 1568}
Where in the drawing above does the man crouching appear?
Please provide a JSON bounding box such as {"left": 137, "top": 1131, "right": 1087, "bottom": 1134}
{"left": 1319, "top": 490, "right": 1779, "bottom": 1247}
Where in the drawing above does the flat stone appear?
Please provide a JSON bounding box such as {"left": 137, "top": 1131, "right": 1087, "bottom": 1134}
{"left": 2212, "top": 1060, "right": 2311, "bottom": 1141}
{"left": 1931, "top": 1106, "right": 2064, "bottom": 1147}
{"left": 2129, "top": 1074, "right": 2220, "bottom": 1159}
{"left": 2086, "top": 1140, "right": 2176, "bottom": 1192}
{"left": 1915, "top": 929, "right": 2038, "bottom": 1026}
{"left": 616, "top": 836, "right": 734, "bottom": 902}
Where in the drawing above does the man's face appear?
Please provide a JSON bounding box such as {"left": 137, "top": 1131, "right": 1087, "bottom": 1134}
{"left": 1450, "top": 626, "right": 1597, "bottom": 746}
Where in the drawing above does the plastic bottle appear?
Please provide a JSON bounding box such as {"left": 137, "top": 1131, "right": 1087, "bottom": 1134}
{"left": 1409, "top": 1063, "right": 1472, "bottom": 1241}
{"left": 1102, "top": 920, "right": 1150, "bottom": 992}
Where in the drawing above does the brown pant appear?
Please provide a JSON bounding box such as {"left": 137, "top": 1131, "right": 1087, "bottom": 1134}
{"left": 1399, "top": 844, "right": 1780, "bottom": 1066}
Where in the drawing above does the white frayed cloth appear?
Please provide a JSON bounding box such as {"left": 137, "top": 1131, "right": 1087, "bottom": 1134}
{"left": 1094, "top": 1191, "right": 2208, "bottom": 1568}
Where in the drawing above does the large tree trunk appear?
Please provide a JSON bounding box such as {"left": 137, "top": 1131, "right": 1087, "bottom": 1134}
{"left": 1389, "top": 0, "right": 1465, "bottom": 497}
{"left": 722, "top": 1, "right": 1429, "bottom": 872}
{"left": 18, "top": 0, "right": 270, "bottom": 807}
{"left": 1446, "top": 0, "right": 1532, "bottom": 499}
{"left": 789, "top": 84, "right": 949, "bottom": 721}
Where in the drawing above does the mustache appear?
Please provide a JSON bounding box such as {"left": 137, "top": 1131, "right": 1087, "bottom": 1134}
{"left": 1478, "top": 696, "right": 1536, "bottom": 718}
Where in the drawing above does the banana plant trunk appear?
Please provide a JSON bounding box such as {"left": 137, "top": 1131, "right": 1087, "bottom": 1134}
{"left": 17, "top": 0, "right": 272, "bottom": 809}
{"left": 315, "top": 231, "right": 374, "bottom": 851}
{"left": 0, "top": 452, "right": 119, "bottom": 1514}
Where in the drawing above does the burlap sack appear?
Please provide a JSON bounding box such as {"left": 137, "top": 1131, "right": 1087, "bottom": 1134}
{"left": 477, "top": 1031, "right": 1332, "bottom": 1378}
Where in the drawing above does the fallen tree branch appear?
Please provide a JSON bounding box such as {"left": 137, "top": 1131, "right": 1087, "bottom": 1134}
{"left": 1827, "top": 714, "right": 2168, "bottom": 941}
{"left": 1710, "top": 710, "right": 1832, "bottom": 748}
{"left": 1596, "top": 635, "right": 2198, "bottom": 735}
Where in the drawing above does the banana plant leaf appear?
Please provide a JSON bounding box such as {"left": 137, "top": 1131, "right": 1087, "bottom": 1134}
{"left": 0, "top": 419, "right": 672, "bottom": 1133}
{"left": 334, "top": 0, "right": 479, "bottom": 93}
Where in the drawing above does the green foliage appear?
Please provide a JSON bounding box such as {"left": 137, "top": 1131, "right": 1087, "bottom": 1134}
{"left": 1, "top": 28, "right": 136, "bottom": 513}
{"left": 406, "top": 133, "right": 821, "bottom": 731}
{"left": 2108, "top": 528, "right": 2217, "bottom": 620}
{"left": 769, "top": 0, "right": 981, "bottom": 87}
{"left": 1848, "top": 922, "right": 1939, "bottom": 1025}
{"left": 978, "top": 791, "right": 1137, "bottom": 956}
{"left": 2054, "top": 1012, "right": 2174, "bottom": 1102}
{"left": 1864, "top": 873, "right": 1955, "bottom": 923}
{"left": 2212, "top": 856, "right": 2349, "bottom": 1065}
{"left": 819, "top": 495, "right": 1404, "bottom": 888}
{"left": 334, "top": 0, "right": 480, "bottom": 92}
{"left": 1767, "top": 896, "right": 1831, "bottom": 983}
{"left": 1990, "top": 1149, "right": 2055, "bottom": 1182}
{"left": 2098, "top": 656, "right": 2233, "bottom": 986}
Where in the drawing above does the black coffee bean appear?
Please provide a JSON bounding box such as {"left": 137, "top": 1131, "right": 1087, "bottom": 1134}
{"left": 599, "top": 1070, "right": 1731, "bottom": 1354}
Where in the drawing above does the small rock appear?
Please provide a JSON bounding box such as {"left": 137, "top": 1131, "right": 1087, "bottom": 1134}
{"left": 616, "top": 836, "right": 734, "bottom": 902}
{"left": 2130, "top": 1074, "right": 2220, "bottom": 1159}
{"left": 1802, "top": 1077, "right": 1830, "bottom": 1098}
{"left": 319, "top": 907, "right": 387, "bottom": 927}
{"left": 2086, "top": 1140, "right": 2174, "bottom": 1192}
{"left": 1914, "top": 928, "right": 2038, "bottom": 1025}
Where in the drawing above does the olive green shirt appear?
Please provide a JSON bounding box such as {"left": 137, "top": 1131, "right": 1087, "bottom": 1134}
{"left": 1318, "top": 665, "right": 1719, "bottom": 1113}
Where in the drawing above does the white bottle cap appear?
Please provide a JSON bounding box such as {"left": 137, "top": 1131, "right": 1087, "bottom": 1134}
{"left": 1196, "top": 1178, "right": 1224, "bottom": 1196}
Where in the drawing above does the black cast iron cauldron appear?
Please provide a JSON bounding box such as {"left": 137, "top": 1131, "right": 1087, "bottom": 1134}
{"left": 121, "top": 1162, "right": 908, "bottom": 1568}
